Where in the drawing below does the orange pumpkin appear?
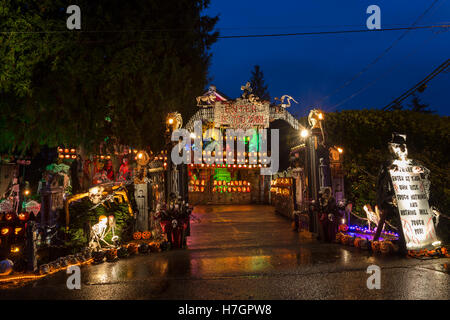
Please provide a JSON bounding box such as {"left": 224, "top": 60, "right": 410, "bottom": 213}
{"left": 142, "top": 231, "right": 151, "bottom": 240}
{"left": 133, "top": 232, "right": 142, "bottom": 240}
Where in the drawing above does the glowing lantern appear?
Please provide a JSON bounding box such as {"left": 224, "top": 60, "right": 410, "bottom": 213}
{"left": 18, "top": 212, "right": 29, "bottom": 221}
{"left": 10, "top": 245, "right": 20, "bottom": 253}
{"left": 1, "top": 227, "right": 10, "bottom": 236}
{"left": 5, "top": 213, "right": 14, "bottom": 221}
{"left": 14, "top": 227, "right": 23, "bottom": 235}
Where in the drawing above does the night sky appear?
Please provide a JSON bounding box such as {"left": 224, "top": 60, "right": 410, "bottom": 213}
{"left": 204, "top": 0, "right": 450, "bottom": 116}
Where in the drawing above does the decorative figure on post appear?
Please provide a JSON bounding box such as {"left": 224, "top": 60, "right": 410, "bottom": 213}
{"left": 240, "top": 82, "right": 252, "bottom": 99}
{"left": 196, "top": 85, "right": 217, "bottom": 107}
{"left": 166, "top": 112, "right": 183, "bottom": 131}
{"left": 134, "top": 151, "right": 151, "bottom": 184}
{"left": 274, "top": 95, "right": 298, "bottom": 108}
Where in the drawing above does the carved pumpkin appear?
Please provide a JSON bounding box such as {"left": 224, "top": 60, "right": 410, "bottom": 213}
{"left": 133, "top": 232, "right": 142, "bottom": 240}
{"left": 142, "top": 231, "right": 151, "bottom": 240}
{"left": 18, "top": 212, "right": 29, "bottom": 221}
{"left": 380, "top": 241, "right": 394, "bottom": 254}
{"left": 371, "top": 241, "right": 380, "bottom": 253}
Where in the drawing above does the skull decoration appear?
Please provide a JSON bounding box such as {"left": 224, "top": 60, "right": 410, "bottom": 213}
{"left": 88, "top": 186, "right": 104, "bottom": 204}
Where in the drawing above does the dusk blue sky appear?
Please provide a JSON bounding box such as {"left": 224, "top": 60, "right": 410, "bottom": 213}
{"left": 204, "top": 0, "right": 450, "bottom": 116}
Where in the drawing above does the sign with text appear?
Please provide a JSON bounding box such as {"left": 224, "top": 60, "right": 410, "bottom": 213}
{"left": 389, "top": 161, "right": 438, "bottom": 250}
{"left": 214, "top": 100, "right": 270, "bottom": 129}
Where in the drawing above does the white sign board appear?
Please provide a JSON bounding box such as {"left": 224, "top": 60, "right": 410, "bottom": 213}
{"left": 389, "top": 160, "right": 438, "bottom": 250}
{"left": 214, "top": 100, "right": 270, "bottom": 129}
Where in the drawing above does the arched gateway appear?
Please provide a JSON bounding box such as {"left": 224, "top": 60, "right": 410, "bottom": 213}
{"left": 181, "top": 84, "right": 308, "bottom": 206}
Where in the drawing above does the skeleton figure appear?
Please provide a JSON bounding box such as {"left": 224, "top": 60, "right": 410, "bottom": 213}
{"left": 363, "top": 204, "right": 381, "bottom": 231}
{"left": 90, "top": 215, "right": 108, "bottom": 250}
{"left": 89, "top": 215, "right": 118, "bottom": 250}
{"left": 274, "top": 95, "right": 298, "bottom": 108}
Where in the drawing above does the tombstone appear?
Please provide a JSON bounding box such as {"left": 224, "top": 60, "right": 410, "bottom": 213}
{"left": 376, "top": 133, "right": 440, "bottom": 251}
{"left": 134, "top": 184, "right": 149, "bottom": 231}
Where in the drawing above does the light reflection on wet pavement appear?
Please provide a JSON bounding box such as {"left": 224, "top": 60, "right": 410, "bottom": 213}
{"left": 1, "top": 205, "right": 449, "bottom": 299}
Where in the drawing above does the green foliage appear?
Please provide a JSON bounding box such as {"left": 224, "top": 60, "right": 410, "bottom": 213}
{"left": 64, "top": 197, "right": 133, "bottom": 250}
{"left": 324, "top": 110, "right": 450, "bottom": 240}
{"left": 0, "top": 0, "right": 218, "bottom": 155}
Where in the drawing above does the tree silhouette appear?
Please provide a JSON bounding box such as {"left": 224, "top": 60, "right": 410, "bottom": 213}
{"left": 249, "top": 65, "right": 270, "bottom": 101}
{"left": 410, "top": 95, "right": 434, "bottom": 113}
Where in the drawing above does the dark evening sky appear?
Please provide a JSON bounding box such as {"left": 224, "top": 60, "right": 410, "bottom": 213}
{"left": 204, "top": 0, "right": 450, "bottom": 116}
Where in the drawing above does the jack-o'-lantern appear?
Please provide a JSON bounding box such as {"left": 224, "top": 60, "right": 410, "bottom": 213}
{"left": 14, "top": 227, "right": 24, "bottom": 235}
{"left": 142, "top": 231, "right": 151, "bottom": 240}
{"left": 1, "top": 227, "right": 10, "bottom": 236}
{"left": 5, "top": 213, "right": 14, "bottom": 221}
{"left": 380, "top": 241, "right": 394, "bottom": 254}
{"left": 371, "top": 241, "right": 380, "bottom": 252}
{"left": 133, "top": 231, "right": 142, "bottom": 240}
{"left": 18, "top": 212, "right": 29, "bottom": 221}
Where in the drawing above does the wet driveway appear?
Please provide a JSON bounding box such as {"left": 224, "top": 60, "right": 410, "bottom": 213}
{"left": 1, "top": 205, "right": 449, "bottom": 299}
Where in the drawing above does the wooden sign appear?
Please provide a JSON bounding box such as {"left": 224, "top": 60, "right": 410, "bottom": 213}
{"left": 389, "top": 160, "right": 439, "bottom": 250}
{"left": 214, "top": 100, "right": 270, "bottom": 129}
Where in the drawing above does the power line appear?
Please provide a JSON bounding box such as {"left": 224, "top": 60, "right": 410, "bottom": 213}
{"left": 217, "top": 24, "right": 449, "bottom": 38}
{"left": 382, "top": 59, "right": 450, "bottom": 111}
{"left": 0, "top": 24, "right": 448, "bottom": 36}
{"left": 318, "top": 0, "right": 443, "bottom": 105}
{"left": 323, "top": 33, "right": 442, "bottom": 112}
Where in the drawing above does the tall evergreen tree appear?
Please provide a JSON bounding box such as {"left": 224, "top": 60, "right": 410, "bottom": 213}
{"left": 249, "top": 65, "right": 270, "bottom": 101}
{"left": 0, "top": 0, "right": 218, "bottom": 155}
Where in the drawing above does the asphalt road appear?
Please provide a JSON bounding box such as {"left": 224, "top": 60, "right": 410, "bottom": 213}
{"left": 1, "top": 205, "right": 449, "bottom": 299}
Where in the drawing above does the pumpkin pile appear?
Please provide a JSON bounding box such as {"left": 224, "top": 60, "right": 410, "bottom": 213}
{"left": 407, "top": 247, "right": 450, "bottom": 258}
{"left": 335, "top": 232, "right": 344, "bottom": 243}
{"left": 106, "top": 248, "right": 118, "bottom": 262}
